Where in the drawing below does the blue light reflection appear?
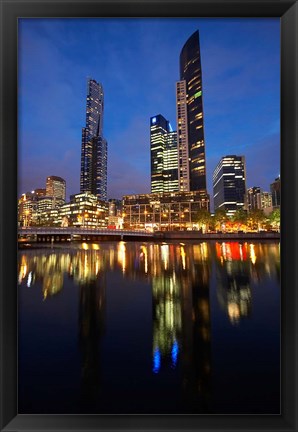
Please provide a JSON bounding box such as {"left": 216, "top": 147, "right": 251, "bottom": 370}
{"left": 171, "top": 340, "right": 179, "bottom": 367}
{"left": 153, "top": 348, "right": 161, "bottom": 374}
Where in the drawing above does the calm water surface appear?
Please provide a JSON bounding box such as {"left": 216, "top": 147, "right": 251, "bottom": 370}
{"left": 18, "top": 240, "right": 280, "bottom": 414}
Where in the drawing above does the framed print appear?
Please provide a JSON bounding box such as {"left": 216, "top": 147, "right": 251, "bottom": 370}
{"left": 0, "top": 0, "right": 297, "bottom": 431}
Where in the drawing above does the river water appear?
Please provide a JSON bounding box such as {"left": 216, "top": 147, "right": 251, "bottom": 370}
{"left": 18, "top": 240, "right": 280, "bottom": 414}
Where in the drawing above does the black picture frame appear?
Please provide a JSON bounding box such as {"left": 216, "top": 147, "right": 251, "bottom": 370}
{"left": 0, "top": 1, "right": 297, "bottom": 431}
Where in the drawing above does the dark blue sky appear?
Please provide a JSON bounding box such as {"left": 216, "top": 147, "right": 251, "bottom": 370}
{"left": 19, "top": 18, "right": 280, "bottom": 205}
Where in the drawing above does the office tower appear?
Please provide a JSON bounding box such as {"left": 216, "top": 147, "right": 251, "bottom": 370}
{"left": 46, "top": 175, "right": 66, "bottom": 207}
{"left": 213, "top": 156, "right": 246, "bottom": 216}
{"left": 108, "top": 199, "right": 122, "bottom": 216}
{"left": 34, "top": 188, "right": 46, "bottom": 197}
{"left": 18, "top": 192, "right": 38, "bottom": 227}
{"left": 247, "top": 187, "right": 261, "bottom": 211}
{"left": 150, "top": 115, "right": 178, "bottom": 193}
{"left": 247, "top": 187, "right": 272, "bottom": 212}
{"left": 176, "top": 30, "right": 206, "bottom": 192}
{"left": 80, "top": 78, "right": 108, "bottom": 201}
{"left": 261, "top": 191, "right": 273, "bottom": 210}
{"left": 270, "top": 176, "right": 281, "bottom": 208}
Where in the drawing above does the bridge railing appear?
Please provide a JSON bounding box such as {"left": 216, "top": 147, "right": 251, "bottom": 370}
{"left": 18, "top": 227, "right": 153, "bottom": 236}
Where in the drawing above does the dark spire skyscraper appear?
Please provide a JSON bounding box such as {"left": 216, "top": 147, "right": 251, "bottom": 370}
{"left": 80, "top": 78, "right": 107, "bottom": 201}
{"left": 176, "top": 30, "right": 206, "bottom": 192}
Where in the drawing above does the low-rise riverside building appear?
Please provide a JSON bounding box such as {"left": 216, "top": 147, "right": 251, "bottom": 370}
{"left": 59, "top": 192, "right": 108, "bottom": 228}
{"left": 122, "top": 190, "right": 209, "bottom": 231}
{"left": 19, "top": 191, "right": 108, "bottom": 228}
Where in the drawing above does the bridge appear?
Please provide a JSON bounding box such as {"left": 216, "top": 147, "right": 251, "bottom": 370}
{"left": 18, "top": 227, "right": 153, "bottom": 243}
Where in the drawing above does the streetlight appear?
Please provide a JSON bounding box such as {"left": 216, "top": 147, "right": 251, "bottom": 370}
{"left": 96, "top": 209, "right": 103, "bottom": 229}
{"left": 144, "top": 210, "right": 147, "bottom": 230}
{"left": 181, "top": 213, "right": 185, "bottom": 231}
{"left": 84, "top": 212, "right": 88, "bottom": 228}
{"left": 24, "top": 209, "right": 30, "bottom": 227}
{"left": 162, "top": 213, "right": 168, "bottom": 231}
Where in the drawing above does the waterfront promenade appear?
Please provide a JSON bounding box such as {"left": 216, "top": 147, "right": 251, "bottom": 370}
{"left": 18, "top": 227, "right": 280, "bottom": 244}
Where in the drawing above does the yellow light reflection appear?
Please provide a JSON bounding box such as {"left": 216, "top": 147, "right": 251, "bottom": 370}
{"left": 180, "top": 246, "right": 186, "bottom": 270}
{"left": 140, "top": 245, "right": 148, "bottom": 273}
{"left": 117, "top": 241, "right": 126, "bottom": 273}
{"left": 18, "top": 264, "right": 27, "bottom": 284}
{"left": 200, "top": 242, "right": 208, "bottom": 260}
{"left": 228, "top": 302, "right": 240, "bottom": 323}
{"left": 161, "top": 244, "right": 169, "bottom": 270}
{"left": 250, "top": 244, "right": 257, "bottom": 265}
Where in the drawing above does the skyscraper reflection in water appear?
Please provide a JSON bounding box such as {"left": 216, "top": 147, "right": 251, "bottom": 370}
{"left": 150, "top": 242, "right": 212, "bottom": 412}
{"left": 18, "top": 240, "right": 280, "bottom": 414}
{"left": 78, "top": 273, "right": 106, "bottom": 408}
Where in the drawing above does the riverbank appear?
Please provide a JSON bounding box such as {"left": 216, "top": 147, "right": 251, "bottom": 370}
{"left": 154, "top": 231, "right": 280, "bottom": 240}
{"left": 18, "top": 230, "right": 280, "bottom": 249}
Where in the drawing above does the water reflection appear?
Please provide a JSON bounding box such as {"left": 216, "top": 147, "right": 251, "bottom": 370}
{"left": 78, "top": 274, "right": 106, "bottom": 407}
{"left": 18, "top": 240, "right": 280, "bottom": 413}
{"left": 152, "top": 274, "right": 182, "bottom": 373}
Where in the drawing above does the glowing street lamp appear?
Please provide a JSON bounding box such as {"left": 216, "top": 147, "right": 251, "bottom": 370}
{"left": 144, "top": 210, "right": 148, "bottom": 229}
{"left": 24, "top": 209, "right": 30, "bottom": 227}
{"left": 96, "top": 209, "right": 104, "bottom": 229}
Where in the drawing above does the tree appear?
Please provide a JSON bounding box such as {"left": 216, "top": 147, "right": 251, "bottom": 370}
{"left": 193, "top": 209, "right": 211, "bottom": 232}
{"left": 247, "top": 209, "right": 267, "bottom": 231}
{"left": 232, "top": 209, "right": 248, "bottom": 224}
{"left": 214, "top": 208, "right": 228, "bottom": 231}
{"left": 231, "top": 208, "right": 248, "bottom": 231}
{"left": 269, "top": 208, "right": 280, "bottom": 230}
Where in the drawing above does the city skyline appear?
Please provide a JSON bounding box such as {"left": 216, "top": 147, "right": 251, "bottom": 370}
{"left": 19, "top": 18, "right": 280, "bottom": 205}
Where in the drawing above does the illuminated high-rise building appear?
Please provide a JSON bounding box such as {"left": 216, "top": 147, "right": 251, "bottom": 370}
{"left": 213, "top": 155, "right": 246, "bottom": 216}
{"left": 80, "top": 78, "right": 107, "bottom": 201}
{"left": 150, "top": 115, "right": 178, "bottom": 193}
{"left": 270, "top": 176, "right": 281, "bottom": 208}
{"left": 247, "top": 187, "right": 272, "bottom": 212}
{"left": 176, "top": 30, "right": 206, "bottom": 192}
{"left": 46, "top": 176, "right": 66, "bottom": 206}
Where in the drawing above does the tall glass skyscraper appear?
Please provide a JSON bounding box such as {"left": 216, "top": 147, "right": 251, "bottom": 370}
{"left": 213, "top": 155, "right": 246, "bottom": 216}
{"left": 80, "top": 78, "right": 107, "bottom": 201}
{"left": 176, "top": 30, "right": 206, "bottom": 192}
{"left": 150, "top": 114, "right": 178, "bottom": 193}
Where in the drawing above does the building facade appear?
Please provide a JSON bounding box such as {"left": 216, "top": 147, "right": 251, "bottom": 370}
{"left": 247, "top": 187, "right": 272, "bottom": 212}
{"left": 18, "top": 192, "right": 39, "bottom": 226}
{"left": 108, "top": 199, "right": 123, "bottom": 229}
{"left": 46, "top": 176, "right": 66, "bottom": 207}
{"left": 123, "top": 190, "right": 209, "bottom": 231}
{"left": 150, "top": 115, "right": 178, "bottom": 193}
{"left": 59, "top": 192, "right": 108, "bottom": 228}
{"left": 176, "top": 30, "right": 206, "bottom": 192}
{"left": 80, "top": 78, "right": 107, "bottom": 201}
{"left": 270, "top": 176, "right": 281, "bottom": 208}
{"left": 34, "top": 188, "right": 46, "bottom": 197}
{"left": 213, "top": 156, "right": 246, "bottom": 216}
